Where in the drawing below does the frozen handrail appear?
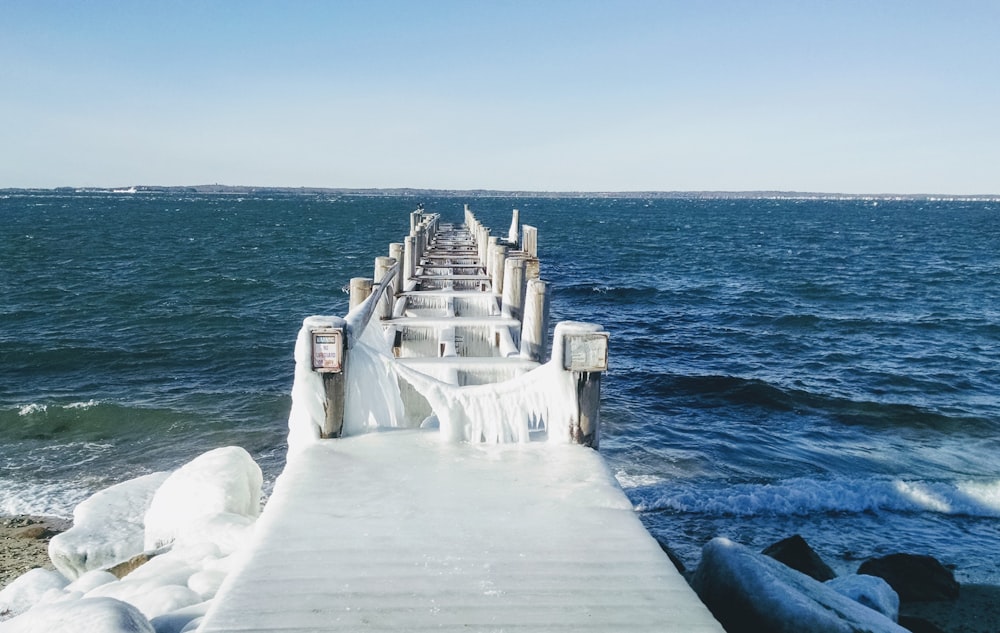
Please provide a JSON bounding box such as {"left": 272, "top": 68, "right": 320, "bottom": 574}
{"left": 345, "top": 261, "right": 400, "bottom": 349}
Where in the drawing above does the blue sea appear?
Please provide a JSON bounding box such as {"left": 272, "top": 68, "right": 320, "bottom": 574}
{"left": 2, "top": 191, "right": 999, "bottom": 584}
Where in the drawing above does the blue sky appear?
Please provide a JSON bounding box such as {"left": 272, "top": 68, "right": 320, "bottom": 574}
{"left": 3, "top": 1, "right": 998, "bottom": 193}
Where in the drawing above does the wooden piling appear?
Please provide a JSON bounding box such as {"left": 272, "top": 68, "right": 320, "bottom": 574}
{"left": 374, "top": 257, "right": 396, "bottom": 320}
{"left": 349, "top": 278, "right": 374, "bottom": 312}
{"left": 502, "top": 257, "right": 526, "bottom": 322}
{"left": 492, "top": 245, "right": 507, "bottom": 295}
{"left": 519, "top": 279, "right": 550, "bottom": 361}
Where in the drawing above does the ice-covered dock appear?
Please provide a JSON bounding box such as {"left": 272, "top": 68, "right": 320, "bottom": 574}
{"left": 198, "top": 207, "right": 724, "bottom": 632}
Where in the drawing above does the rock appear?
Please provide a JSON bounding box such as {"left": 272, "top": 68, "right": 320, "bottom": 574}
{"left": 826, "top": 574, "right": 899, "bottom": 621}
{"left": 857, "top": 554, "right": 959, "bottom": 602}
{"left": 12, "top": 525, "right": 50, "bottom": 540}
{"left": 692, "top": 537, "right": 910, "bottom": 633}
{"left": 762, "top": 534, "right": 836, "bottom": 581}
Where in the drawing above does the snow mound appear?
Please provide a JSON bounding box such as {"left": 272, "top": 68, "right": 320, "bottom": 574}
{"left": 48, "top": 472, "right": 170, "bottom": 580}
{"left": 144, "top": 447, "right": 262, "bottom": 551}
{"left": 0, "top": 597, "right": 154, "bottom": 633}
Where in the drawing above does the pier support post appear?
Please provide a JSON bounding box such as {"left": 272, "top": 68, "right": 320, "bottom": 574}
{"left": 349, "top": 277, "right": 373, "bottom": 312}
{"left": 309, "top": 319, "right": 347, "bottom": 439}
{"left": 553, "top": 322, "right": 609, "bottom": 448}
{"left": 486, "top": 236, "right": 499, "bottom": 277}
{"left": 374, "top": 257, "right": 396, "bottom": 320}
{"left": 492, "top": 245, "right": 507, "bottom": 295}
{"left": 522, "top": 225, "right": 538, "bottom": 258}
{"left": 502, "top": 256, "right": 526, "bottom": 322}
{"left": 403, "top": 236, "right": 417, "bottom": 282}
{"left": 508, "top": 208, "right": 520, "bottom": 246}
{"left": 520, "top": 279, "right": 550, "bottom": 362}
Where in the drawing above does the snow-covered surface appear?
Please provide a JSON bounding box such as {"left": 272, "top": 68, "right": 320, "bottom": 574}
{"left": 144, "top": 446, "right": 262, "bottom": 551}
{"left": 1, "top": 447, "right": 263, "bottom": 632}
{"left": 199, "top": 431, "right": 724, "bottom": 632}
{"left": 0, "top": 597, "right": 155, "bottom": 633}
{"left": 48, "top": 471, "right": 170, "bottom": 580}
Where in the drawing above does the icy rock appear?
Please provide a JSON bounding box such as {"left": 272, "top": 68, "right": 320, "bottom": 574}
{"left": 66, "top": 570, "right": 118, "bottom": 594}
{"left": 0, "top": 568, "right": 69, "bottom": 618}
{"left": 49, "top": 472, "right": 170, "bottom": 580}
{"left": 144, "top": 447, "right": 262, "bottom": 551}
{"left": 826, "top": 575, "right": 900, "bottom": 621}
{"left": 692, "top": 537, "right": 910, "bottom": 633}
{"left": 762, "top": 534, "right": 836, "bottom": 581}
{"left": 0, "top": 597, "right": 153, "bottom": 633}
{"left": 857, "top": 553, "right": 960, "bottom": 602}
{"left": 148, "top": 600, "right": 210, "bottom": 633}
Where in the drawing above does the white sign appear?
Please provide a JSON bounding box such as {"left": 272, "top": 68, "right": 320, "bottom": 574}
{"left": 312, "top": 328, "right": 344, "bottom": 373}
{"left": 563, "top": 332, "right": 609, "bottom": 372}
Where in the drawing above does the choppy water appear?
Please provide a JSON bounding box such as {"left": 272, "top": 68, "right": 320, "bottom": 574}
{"left": 2, "top": 191, "right": 998, "bottom": 583}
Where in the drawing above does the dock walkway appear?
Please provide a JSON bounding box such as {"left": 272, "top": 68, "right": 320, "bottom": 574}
{"left": 198, "top": 208, "right": 724, "bottom": 632}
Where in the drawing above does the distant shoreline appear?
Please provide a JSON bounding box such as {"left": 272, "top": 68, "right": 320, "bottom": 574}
{"left": 2, "top": 186, "right": 998, "bottom": 202}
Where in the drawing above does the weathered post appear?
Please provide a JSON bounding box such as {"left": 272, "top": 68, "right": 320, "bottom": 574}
{"left": 502, "top": 256, "right": 526, "bottom": 321}
{"left": 553, "top": 322, "right": 609, "bottom": 448}
{"left": 389, "top": 243, "right": 404, "bottom": 277}
{"left": 492, "top": 245, "right": 507, "bottom": 295}
{"left": 349, "top": 277, "right": 373, "bottom": 312}
{"left": 520, "top": 278, "right": 550, "bottom": 361}
{"left": 403, "top": 236, "right": 417, "bottom": 282}
{"left": 477, "top": 226, "right": 490, "bottom": 268}
{"left": 521, "top": 225, "right": 538, "bottom": 258}
{"left": 374, "top": 256, "right": 396, "bottom": 320}
{"left": 486, "top": 236, "right": 499, "bottom": 277}
{"left": 310, "top": 319, "right": 347, "bottom": 438}
{"left": 508, "top": 208, "right": 520, "bottom": 245}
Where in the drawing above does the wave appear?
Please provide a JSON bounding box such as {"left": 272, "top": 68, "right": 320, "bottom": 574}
{"left": 620, "top": 475, "right": 1000, "bottom": 519}
{"left": 638, "top": 373, "right": 996, "bottom": 433}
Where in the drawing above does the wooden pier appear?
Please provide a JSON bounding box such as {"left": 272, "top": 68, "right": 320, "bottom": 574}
{"left": 198, "top": 207, "right": 724, "bottom": 632}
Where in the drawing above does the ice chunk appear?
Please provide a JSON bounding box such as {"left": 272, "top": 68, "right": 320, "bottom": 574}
{"left": 826, "top": 575, "right": 900, "bottom": 621}
{"left": 0, "top": 597, "right": 153, "bottom": 633}
{"left": 49, "top": 472, "right": 170, "bottom": 580}
{"left": 692, "top": 537, "right": 909, "bottom": 633}
{"left": 0, "top": 568, "right": 69, "bottom": 618}
{"left": 144, "top": 447, "right": 262, "bottom": 551}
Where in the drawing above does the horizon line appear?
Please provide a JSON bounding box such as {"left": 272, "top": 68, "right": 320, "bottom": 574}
{"left": 3, "top": 184, "right": 999, "bottom": 201}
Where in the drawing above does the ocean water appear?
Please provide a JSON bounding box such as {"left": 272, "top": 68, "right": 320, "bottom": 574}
{"left": 2, "top": 191, "right": 999, "bottom": 584}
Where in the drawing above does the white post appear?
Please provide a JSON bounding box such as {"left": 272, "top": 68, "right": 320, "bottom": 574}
{"left": 492, "top": 245, "right": 507, "bottom": 295}
{"left": 522, "top": 225, "right": 538, "bottom": 257}
{"left": 508, "top": 208, "right": 520, "bottom": 245}
{"left": 486, "top": 236, "right": 499, "bottom": 276}
{"left": 403, "top": 236, "right": 417, "bottom": 281}
{"left": 519, "top": 279, "right": 550, "bottom": 362}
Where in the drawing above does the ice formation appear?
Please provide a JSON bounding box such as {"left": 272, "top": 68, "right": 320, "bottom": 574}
{"left": 49, "top": 472, "right": 170, "bottom": 580}
{"left": 692, "top": 538, "right": 909, "bottom": 633}
{"left": 0, "top": 447, "right": 264, "bottom": 632}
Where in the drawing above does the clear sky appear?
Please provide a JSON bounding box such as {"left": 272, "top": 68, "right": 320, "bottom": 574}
{"left": 3, "top": 1, "right": 998, "bottom": 194}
